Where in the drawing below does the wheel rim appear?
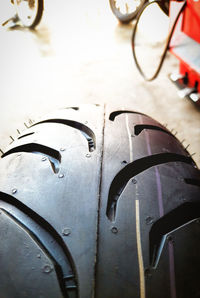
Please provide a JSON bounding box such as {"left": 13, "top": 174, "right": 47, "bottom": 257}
{"left": 15, "top": 0, "right": 39, "bottom": 27}
{"left": 112, "top": 0, "right": 143, "bottom": 17}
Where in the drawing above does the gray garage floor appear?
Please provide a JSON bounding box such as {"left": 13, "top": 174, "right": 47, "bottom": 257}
{"left": 0, "top": 0, "right": 199, "bottom": 167}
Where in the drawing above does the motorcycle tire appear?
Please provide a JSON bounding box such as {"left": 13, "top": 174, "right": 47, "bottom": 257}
{"left": 0, "top": 104, "right": 199, "bottom": 298}
{"left": 109, "top": 0, "right": 146, "bottom": 23}
{"left": 14, "top": 0, "right": 43, "bottom": 28}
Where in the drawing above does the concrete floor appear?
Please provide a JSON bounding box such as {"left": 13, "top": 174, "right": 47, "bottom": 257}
{"left": 0, "top": 0, "right": 199, "bottom": 167}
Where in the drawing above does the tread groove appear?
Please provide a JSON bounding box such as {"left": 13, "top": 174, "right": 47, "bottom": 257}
{"left": 106, "top": 153, "right": 194, "bottom": 221}
{"left": 18, "top": 132, "right": 35, "bottom": 139}
{"left": 184, "top": 178, "right": 200, "bottom": 187}
{"left": 31, "top": 119, "right": 96, "bottom": 152}
{"left": 0, "top": 208, "right": 68, "bottom": 296}
{"left": 65, "top": 107, "right": 79, "bottom": 111}
{"left": 0, "top": 192, "right": 78, "bottom": 297}
{"left": 149, "top": 202, "right": 200, "bottom": 268}
{"left": 2, "top": 143, "right": 61, "bottom": 174}
{"left": 134, "top": 124, "right": 173, "bottom": 137}
{"left": 109, "top": 110, "right": 147, "bottom": 121}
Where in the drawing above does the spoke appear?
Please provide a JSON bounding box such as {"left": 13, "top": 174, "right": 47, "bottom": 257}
{"left": 114, "top": 0, "right": 139, "bottom": 15}
{"left": 28, "top": 0, "right": 35, "bottom": 9}
{"left": 125, "top": 3, "right": 129, "bottom": 14}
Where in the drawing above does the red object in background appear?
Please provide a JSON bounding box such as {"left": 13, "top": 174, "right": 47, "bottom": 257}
{"left": 169, "top": 0, "right": 200, "bottom": 100}
{"left": 179, "top": 62, "right": 200, "bottom": 90}
{"left": 182, "top": 0, "right": 200, "bottom": 43}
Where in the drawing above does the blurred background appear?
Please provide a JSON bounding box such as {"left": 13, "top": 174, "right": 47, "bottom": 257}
{"left": 0, "top": 0, "right": 199, "bottom": 166}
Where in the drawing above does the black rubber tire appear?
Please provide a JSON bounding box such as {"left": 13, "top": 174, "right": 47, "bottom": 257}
{"left": 14, "top": 0, "right": 43, "bottom": 28}
{"left": 0, "top": 105, "right": 199, "bottom": 298}
{"left": 157, "top": 0, "right": 170, "bottom": 16}
{"left": 109, "top": 0, "right": 146, "bottom": 23}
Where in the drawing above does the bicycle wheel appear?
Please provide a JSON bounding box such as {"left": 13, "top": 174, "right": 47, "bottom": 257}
{"left": 109, "top": 0, "right": 146, "bottom": 23}
{"left": 14, "top": 0, "right": 43, "bottom": 28}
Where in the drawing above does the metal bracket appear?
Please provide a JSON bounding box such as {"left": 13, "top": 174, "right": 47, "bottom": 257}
{"left": 177, "top": 87, "right": 197, "bottom": 99}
